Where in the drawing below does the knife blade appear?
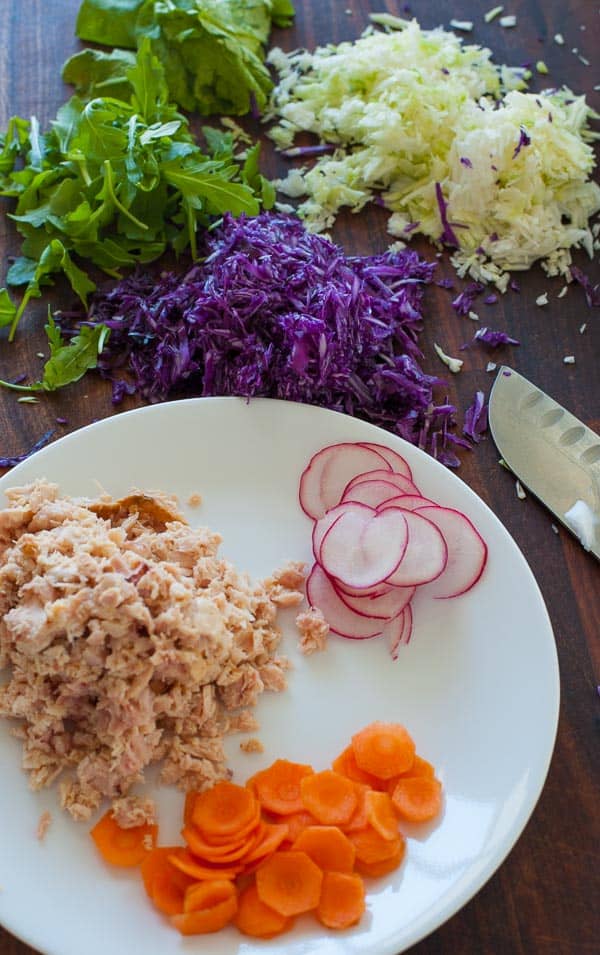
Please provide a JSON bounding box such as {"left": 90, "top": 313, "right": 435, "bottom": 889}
{"left": 488, "top": 367, "right": 600, "bottom": 560}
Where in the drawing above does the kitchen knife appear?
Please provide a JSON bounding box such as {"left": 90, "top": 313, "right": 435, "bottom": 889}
{"left": 488, "top": 367, "right": 600, "bottom": 560}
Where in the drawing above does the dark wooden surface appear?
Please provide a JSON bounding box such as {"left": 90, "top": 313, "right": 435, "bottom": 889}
{"left": 1, "top": 1, "right": 598, "bottom": 953}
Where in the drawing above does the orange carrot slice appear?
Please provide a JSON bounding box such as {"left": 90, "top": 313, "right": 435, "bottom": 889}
{"left": 191, "top": 781, "right": 258, "bottom": 839}
{"left": 351, "top": 722, "right": 416, "bottom": 780}
{"left": 255, "top": 850, "right": 323, "bottom": 916}
{"left": 292, "top": 825, "right": 356, "bottom": 873}
{"left": 171, "top": 895, "right": 237, "bottom": 935}
{"left": 332, "top": 745, "right": 383, "bottom": 788}
{"left": 355, "top": 835, "right": 406, "bottom": 878}
{"left": 387, "top": 755, "right": 436, "bottom": 795}
{"left": 235, "top": 883, "right": 294, "bottom": 939}
{"left": 316, "top": 871, "right": 366, "bottom": 930}
{"left": 90, "top": 811, "right": 157, "bottom": 867}
{"left": 182, "top": 825, "right": 258, "bottom": 863}
{"left": 341, "top": 783, "right": 370, "bottom": 833}
{"left": 348, "top": 826, "right": 404, "bottom": 865}
{"left": 184, "top": 879, "right": 236, "bottom": 914}
{"left": 140, "top": 847, "right": 194, "bottom": 915}
{"left": 250, "top": 760, "right": 314, "bottom": 815}
{"left": 300, "top": 770, "right": 358, "bottom": 825}
{"left": 279, "top": 810, "right": 318, "bottom": 843}
{"left": 242, "top": 823, "right": 290, "bottom": 866}
{"left": 365, "top": 790, "right": 399, "bottom": 841}
{"left": 390, "top": 776, "right": 443, "bottom": 823}
{"left": 168, "top": 849, "right": 242, "bottom": 881}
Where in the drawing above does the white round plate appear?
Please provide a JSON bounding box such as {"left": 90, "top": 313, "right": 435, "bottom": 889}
{"left": 0, "top": 397, "right": 559, "bottom": 955}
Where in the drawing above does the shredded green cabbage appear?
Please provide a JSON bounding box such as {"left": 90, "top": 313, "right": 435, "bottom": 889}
{"left": 267, "top": 17, "right": 600, "bottom": 289}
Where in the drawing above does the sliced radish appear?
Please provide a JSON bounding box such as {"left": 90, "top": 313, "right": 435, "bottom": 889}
{"left": 344, "top": 469, "right": 420, "bottom": 499}
{"left": 299, "top": 443, "right": 391, "bottom": 520}
{"left": 337, "top": 582, "right": 415, "bottom": 621}
{"left": 306, "top": 564, "right": 383, "bottom": 639}
{"left": 385, "top": 510, "right": 448, "bottom": 587}
{"left": 385, "top": 604, "right": 414, "bottom": 660}
{"left": 415, "top": 506, "right": 488, "bottom": 598}
{"left": 312, "top": 501, "right": 374, "bottom": 563}
{"left": 341, "top": 479, "right": 414, "bottom": 509}
{"left": 320, "top": 507, "right": 409, "bottom": 590}
{"left": 358, "top": 442, "right": 413, "bottom": 480}
{"left": 378, "top": 494, "right": 436, "bottom": 512}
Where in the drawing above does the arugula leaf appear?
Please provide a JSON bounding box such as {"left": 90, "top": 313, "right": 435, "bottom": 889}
{"left": 0, "top": 289, "right": 17, "bottom": 328}
{"left": 0, "top": 39, "right": 273, "bottom": 349}
{"left": 0, "top": 314, "right": 109, "bottom": 392}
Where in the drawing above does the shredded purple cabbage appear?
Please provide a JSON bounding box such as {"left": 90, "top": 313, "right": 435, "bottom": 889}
{"left": 513, "top": 126, "right": 532, "bottom": 159}
{"left": 570, "top": 265, "right": 600, "bottom": 308}
{"left": 452, "top": 281, "right": 485, "bottom": 315}
{"left": 471, "top": 327, "right": 520, "bottom": 348}
{"left": 484, "top": 294, "right": 498, "bottom": 305}
{"left": 0, "top": 429, "right": 54, "bottom": 468}
{"left": 463, "top": 391, "right": 488, "bottom": 444}
{"left": 436, "top": 278, "right": 455, "bottom": 289}
{"left": 460, "top": 157, "right": 473, "bottom": 169}
{"left": 81, "top": 212, "right": 462, "bottom": 456}
{"left": 435, "top": 182, "right": 460, "bottom": 247}
{"left": 281, "top": 144, "right": 336, "bottom": 158}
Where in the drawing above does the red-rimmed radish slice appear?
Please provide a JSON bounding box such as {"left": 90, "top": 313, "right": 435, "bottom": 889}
{"left": 336, "top": 579, "right": 394, "bottom": 598}
{"left": 385, "top": 604, "right": 414, "bottom": 660}
{"left": 385, "top": 510, "right": 447, "bottom": 587}
{"left": 312, "top": 502, "right": 374, "bottom": 563}
{"left": 344, "top": 470, "right": 420, "bottom": 499}
{"left": 341, "top": 479, "right": 413, "bottom": 509}
{"left": 357, "top": 442, "right": 413, "bottom": 480}
{"left": 306, "top": 565, "right": 383, "bottom": 639}
{"left": 337, "top": 583, "right": 415, "bottom": 621}
{"left": 320, "top": 508, "right": 409, "bottom": 590}
{"left": 299, "top": 443, "right": 391, "bottom": 520}
{"left": 415, "top": 506, "right": 488, "bottom": 598}
{"left": 377, "top": 494, "right": 436, "bottom": 512}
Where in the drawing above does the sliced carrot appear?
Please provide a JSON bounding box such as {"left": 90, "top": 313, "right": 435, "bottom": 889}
{"left": 182, "top": 825, "right": 258, "bottom": 863}
{"left": 90, "top": 810, "right": 157, "bottom": 867}
{"left": 140, "top": 847, "right": 194, "bottom": 915}
{"left": 235, "top": 883, "right": 294, "bottom": 939}
{"left": 171, "top": 895, "right": 237, "bottom": 935}
{"left": 279, "top": 810, "right": 318, "bottom": 843}
{"left": 365, "top": 790, "right": 399, "bottom": 841}
{"left": 332, "top": 744, "right": 383, "bottom": 788}
{"left": 256, "top": 850, "right": 323, "bottom": 917}
{"left": 351, "top": 722, "right": 416, "bottom": 780}
{"left": 355, "top": 835, "right": 406, "bottom": 878}
{"left": 390, "top": 776, "right": 443, "bottom": 823}
{"left": 184, "top": 879, "right": 236, "bottom": 914}
{"left": 242, "top": 823, "right": 290, "bottom": 866}
{"left": 300, "top": 770, "right": 358, "bottom": 826}
{"left": 341, "top": 783, "right": 370, "bottom": 833}
{"left": 184, "top": 791, "right": 199, "bottom": 828}
{"left": 168, "top": 849, "right": 242, "bottom": 881}
{"left": 348, "top": 827, "right": 405, "bottom": 865}
{"left": 292, "top": 825, "right": 356, "bottom": 873}
{"left": 250, "top": 760, "right": 314, "bottom": 815}
{"left": 316, "top": 871, "right": 366, "bottom": 930}
{"left": 387, "top": 756, "right": 436, "bottom": 794}
{"left": 191, "top": 781, "right": 258, "bottom": 839}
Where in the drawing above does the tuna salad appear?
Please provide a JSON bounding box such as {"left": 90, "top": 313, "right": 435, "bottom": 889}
{"left": 0, "top": 480, "right": 305, "bottom": 823}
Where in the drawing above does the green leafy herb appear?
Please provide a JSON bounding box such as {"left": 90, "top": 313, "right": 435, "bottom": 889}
{"left": 0, "top": 40, "right": 270, "bottom": 339}
{"left": 67, "top": 0, "right": 295, "bottom": 116}
{"left": 0, "top": 312, "right": 109, "bottom": 393}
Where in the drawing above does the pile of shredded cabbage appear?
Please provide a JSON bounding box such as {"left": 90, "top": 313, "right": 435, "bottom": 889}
{"left": 266, "top": 16, "right": 600, "bottom": 290}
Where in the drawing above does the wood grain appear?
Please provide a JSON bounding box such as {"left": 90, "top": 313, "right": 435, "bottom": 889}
{"left": 0, "top": 2, "right": 598, "bottom": 953}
